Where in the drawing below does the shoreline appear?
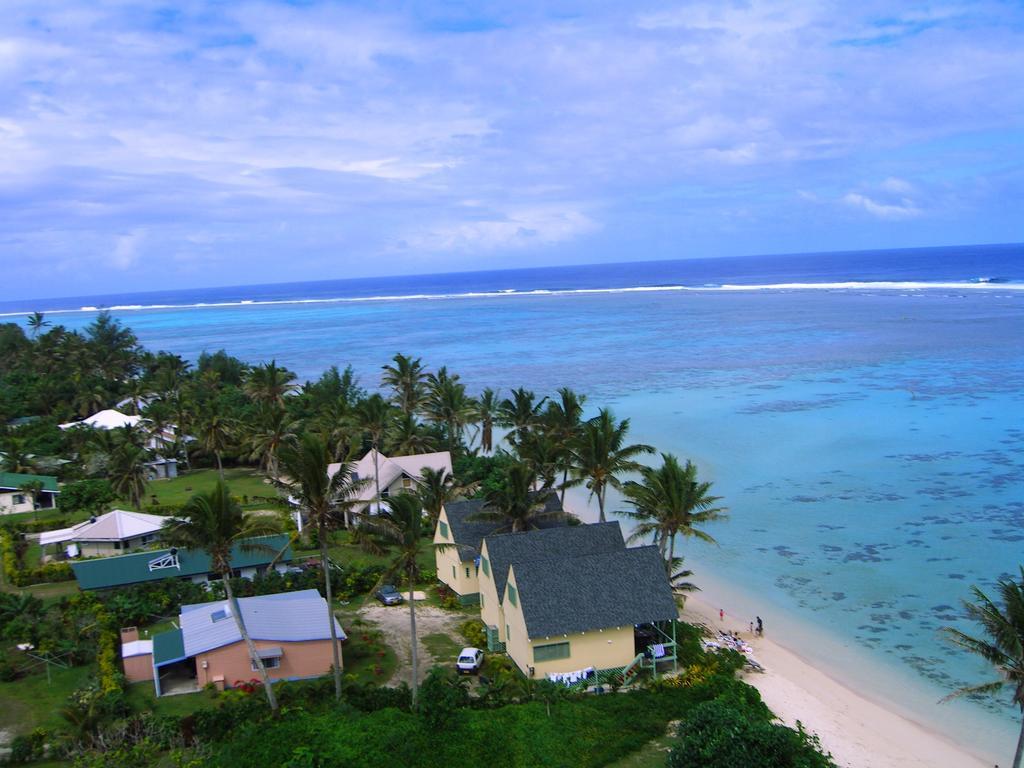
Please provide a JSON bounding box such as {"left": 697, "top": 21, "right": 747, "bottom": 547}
{"left": 681, "top": 592, "right": 996, "bottom": 768}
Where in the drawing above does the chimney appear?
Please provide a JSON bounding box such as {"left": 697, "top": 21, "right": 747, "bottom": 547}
{"left": 121, "top": 627, "right": 139, "bottom": 643}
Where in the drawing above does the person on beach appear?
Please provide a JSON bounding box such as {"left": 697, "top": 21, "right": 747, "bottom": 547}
{"left": 749, "top": 621, "right": 754, "bottom": 635}
{"left": 719, "top": 608, "right": 724, "bottom": 622}
{"left": 756, "top": 616, "right": 763, "bottom": 636}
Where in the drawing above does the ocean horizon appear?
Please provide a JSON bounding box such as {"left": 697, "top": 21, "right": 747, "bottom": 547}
{"left": 8, "top": 241, "right": 1024, "bottom": 756}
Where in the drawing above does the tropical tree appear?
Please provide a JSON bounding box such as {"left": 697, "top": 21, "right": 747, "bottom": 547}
{"left": 276, "top": 434, "right": 368, "bottom": 700}
{"left": 26, "top": 312, "right": 50, "bottom": 338}
{"left": 619, "top": 453, "right": 727, "bottom": 576}
{"left": 571, "top": 408, "right": 653, "bottom": 523}
{"left": 244, "top": 406, "right": 297, "bottom": 481}
{"left": 474, "top": 387, "right": 500, "bottom": 454}
{"left": 470, "top": 461, "right": 565, "bottom": 533}
{"left": 388, "top": 412, "right": 436, "bottom": 456}
{"left": 416, "top": 466, "right": 474, "bottom": 525}
{"left": 0, "top": 437, "right": 37, "bottom": 474}
{"left": 360, "top": 492, "right": 435, "bottom": 705}
{"left": 542, "top": 388, "right": 586, "bottom": 505}
{"left": 244, "top": 361, "right": 298, "bottom": 408}
{"left": 498, "top": 388, "right": 545, "bottom": 444}
{"left": 942, "top": 567, "right": 1024, "bottom": 768}
{"left": 354, "top": 394, "right": 392, "bottom": 511}
{"left": 162, "top": 481, "right": 282, "bottom": 713}
{"left": 16, "top": 480, "right": 44, "bottom": 522}
{"left": 423, "top": 367, "right": 476, "bottom": 455}
{"left": 511, "top": 429, "right": 561, "bottom": 491}
{"left": 196, "top": 408, "right": 234, "bottom": 476}
{"left": 381, "top": 354, "right": 427, "bottom": 416}
{"left": 107, "top": 442, "right": 149, "bottom": 509}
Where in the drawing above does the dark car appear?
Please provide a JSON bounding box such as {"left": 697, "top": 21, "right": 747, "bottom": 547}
{"left": 374, "top": 584, "right": 404, "bottom": 606}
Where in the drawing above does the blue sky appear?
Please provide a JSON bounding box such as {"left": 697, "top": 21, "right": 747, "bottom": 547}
{"left": 2, "top": 1, "right": 1023, "bottom": 298}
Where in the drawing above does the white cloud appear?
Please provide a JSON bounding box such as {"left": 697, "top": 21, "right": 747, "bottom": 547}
{"left": 407, "top": 207, "right": 599, "bottom": 252}
{"left": 110, "top": 229, "right": 145, "bottom": 269}
{"left": 842, "top": 192, "right": 922, "bottom": 220}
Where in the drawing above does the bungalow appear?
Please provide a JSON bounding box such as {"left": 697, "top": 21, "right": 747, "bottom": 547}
{"left": 0, "top": 472, "right": 59, "bottom": 516}
{"left": 326, "top": 448, "right": 452, "bottom": 516}
{"left": 39, "top": 509, "right": 167, "bottom": 558}
{"left": 124, "top": 589, "right": 346, "bottom": 696}
{"left": 433, "top": 495, "right": 567, "bottom": 605}
{"left": 501, "top": 546, "right": 679, "bottom": 681}
{"left": 70, "top": 534, "right": 293, "bottom": 590}
{"left": 59, "top": 408, "right": 183, "bottom": 479}
{"left": 476, "top": 522, "right": 626, "bottom": 650}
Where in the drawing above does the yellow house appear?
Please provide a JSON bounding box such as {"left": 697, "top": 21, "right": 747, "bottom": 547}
{"left": 434, "top": 495, "right": 568, "bottom": 606}
{"left": 478, "top": 521, "right": 626, "bottom": 650}
{"left": 500, "top": 545, "right": 678, "bottom": 680}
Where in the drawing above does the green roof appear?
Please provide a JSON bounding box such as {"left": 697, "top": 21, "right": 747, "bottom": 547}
{"left": 0, "top": 472, "right": 59, "bottom": 493}
{"left": 152, "top": 628, "right": 186, "bottom": 666}
{"left": 70, "top": 535, "right": 292, "bottom": 590}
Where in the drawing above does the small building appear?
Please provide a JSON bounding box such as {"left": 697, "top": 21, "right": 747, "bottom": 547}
{"left": 0, "top": 472, "right": 60, "bottom": 516}
{"left": 120, "top": 627, "right": 154, "bottom": 683}
{"left": 326, "top": 449, "right": 452, "bottom": 516}
{"left": 433, "top": 495, "right": 568, "bottom": 605}
{"left": 135, "top": 589, "right": 346, "bottom": 696}
{"left": 476, "top": 522, "right": 626, "bottom": 651}
{"left": 59, "top": 408, "right": 183, "bottom": 479}
{"left": 501, "top": 546, "right": 679, "bottom": 681}
{"left": 39, "top": 509, "right": 168, "bottom": 558}
{"left": 70, "top": 534, "right": 293, "bottom": 590}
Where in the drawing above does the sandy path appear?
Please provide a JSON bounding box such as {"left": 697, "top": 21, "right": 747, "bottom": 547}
{"left": 683, "top": 595, "right": 992, "bottom": 768}
{"left": 358, "top": 603, "right": 464, "bottom": 687}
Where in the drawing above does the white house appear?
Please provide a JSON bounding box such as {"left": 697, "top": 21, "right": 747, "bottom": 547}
{"left": 326, "top": 449, "right": 453, "bottom": 515}
{"left": 59, "top": 408, "right": 182, "bottom": 479}
{"left": 39, "top": 509, "right": 168, "bottom": 558}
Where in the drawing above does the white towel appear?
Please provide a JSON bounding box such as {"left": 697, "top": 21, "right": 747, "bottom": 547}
{"left": 652, "top": 644, "right": 666, "bottom": 658}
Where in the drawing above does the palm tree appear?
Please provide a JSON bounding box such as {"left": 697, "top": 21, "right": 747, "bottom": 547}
{"left": 470, "top": 462, "right": 564, "bottom": 533}
{"left": 474, "top": 388, "right": 500, "bottom": 454}
{"left": 107, "top": 442, "right": 149, "bottom": 509}
{"left": 26, "top": 312, "right": 50, "bottom": 338}
{"left": 276, "top": 434, "right": 368, "bottom": 700}
{"left": 244, "top": 361, "right": 298, "bottom": 408}
{"left": 0, "top": 437, "right": 37, "bottom": 474}
{"left": 498, "top": 388, "right": 546, "bottom": 444}
{"left": 162, "top": 481, "right": 282, "bottom": 713}
{"left": 542, "top": 388, "right": 586, "bottom": 505}
{"left": 387, "top": 412, "right": 436, "bottom": 456}
{"left": 423, "top": 367, "right": 476, "bottom": 455}
{"left": 360, "top": 493, "right": 435, "bottom": 705}
{"left": 942, "top": 567, "right": 1024, "bottom": 768}
{"left": 244, "top": 406, "right": 297, "bottom": 481}
{"left": 16, "top": 480, "right": 44, "bottom": 522}
{"left": 416, "top": 466, "right": 474, "bottom": 525}
{"left": 196, "top": 408, "right": 234, "bottom": 477}
{"left": 511, "top": 429, "right": 561, "bottom": 491}
{"left": 354, "top": 394, "right": 392, "bottom": 511}
{"left": 619, "top": 454, "right": 727, "bottom": 577}
{"left": 571, "top": 408, "right": 653, "bottom": 523}
{"left": 381, "top": 354, "right": 427, "bottom": 416}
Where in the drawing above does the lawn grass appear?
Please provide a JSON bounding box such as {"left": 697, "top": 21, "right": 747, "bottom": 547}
{"left": 124, "top": 681, "right": 217, "bottom": 719}
{"left": 296, "top": 531, "right": 437, "bottom": 575}
{"left": 0, "top": 664, "right": 93, "bottom": 737}
{"left": 421, "top": 632, "right": 462, "bottom": 662}
{"left": 340, "top": 617, "right": 399, "bottom": 685}
{"left": 124, "top": 468, "right": 280, "bottom": 509}
{"left": 607, "top": 732, "right": 676, "bottom": 768}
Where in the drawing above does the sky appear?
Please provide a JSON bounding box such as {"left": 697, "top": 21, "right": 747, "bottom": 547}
{"left": 1, "top": 1, "right": 1023, "bottom": 299}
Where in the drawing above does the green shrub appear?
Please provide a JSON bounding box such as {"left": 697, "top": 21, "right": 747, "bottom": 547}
{"left": 667, "top": 698, "right": 835, "bottom": 768}
{"left": 58, "top": 479, "right": 117, "bottom": 514}
{"left": 418, "top": 667, "right": 470, "bottom": 729}
{"left": 459, "top": 618, "right": 487, "bottom": 648}
{"left": 8, "top": 728, "right": 47, "bottom": 764}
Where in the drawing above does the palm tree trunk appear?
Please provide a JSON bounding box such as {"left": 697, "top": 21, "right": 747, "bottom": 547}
{"left": 667, "top": 532, "right": 677, "bottom": 578}
{"left": 223, "top": 573, "right": 278, "bottom": 713}
{"left": 597, "top": 484, "right": 606, "bottom": 523}
{"left": 1013, "top": 714, "right": 1023, "bottom": 768}
{"left": 409, "top": 564, "right": 419, "bottom": 707}
{"left": 320, "top": 524, "right": 343, "bottom": 701}
{"left": 559, "top": 467, "right": 569, "bottom": 506}
{"left": 372, "top": 441, "right": 382, "bottom": 514}
{"left": 215, "top": 451, "right": 224, "bottom": 478}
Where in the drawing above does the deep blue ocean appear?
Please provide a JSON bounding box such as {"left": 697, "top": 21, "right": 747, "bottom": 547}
{"left": 5, "top": 242, "right": 1024, "bottom": 755}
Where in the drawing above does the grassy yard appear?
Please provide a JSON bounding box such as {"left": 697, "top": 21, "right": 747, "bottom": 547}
{"left": 608, "top": 732, "right": 676, "bottom": 768}
{"left": 125, "top": 468, "right": 280, "bottom": 509}
{"left": 0, "top": 664, "right": 93, "bottom": 737}
{"left": 124, "top": 681, "right": 218, "bottom": 719}
{"left": 295, "top": 531, "right": 437, "bottom": 575}
{"left": 421, "top": 632, "right": 462, "bottom": 661}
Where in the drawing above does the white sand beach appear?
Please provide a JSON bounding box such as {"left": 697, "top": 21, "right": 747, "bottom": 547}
{"left": 682, "top": 594, "right": 994, "bottom": 768}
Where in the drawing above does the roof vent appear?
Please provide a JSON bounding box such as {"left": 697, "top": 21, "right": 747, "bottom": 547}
{"left": 210, "top": 608, "right": 231, "bottom": 623}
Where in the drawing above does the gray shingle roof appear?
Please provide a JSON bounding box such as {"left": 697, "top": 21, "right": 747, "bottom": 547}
{"left": 178, "top": 589, "right": 345, "bottom": 657}
{"left": 484, "top": 521, "right": 625, "bottom": 604}
{"left": 512, "top": 545, "right": 678, "bottom": 638}
{"left": 444, "top": 494, "right": 567, "bottom": 561}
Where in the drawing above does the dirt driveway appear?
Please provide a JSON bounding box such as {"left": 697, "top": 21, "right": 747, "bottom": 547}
{"left": 359, "top": 603, "right": 465, "bottom": 687}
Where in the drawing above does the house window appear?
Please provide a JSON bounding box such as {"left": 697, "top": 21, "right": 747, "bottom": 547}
{"left": 113, "top": 541, "right": 122, "bottom": 550}
{"left": 506, "top": 624, "right": 511, "bottom": 642}
{"left": 481, "top": 558, "right": 490, "bottom": 577}
{"left": 12, "top": 494, "right": 25, "bottom": 505}
{"left": 480, "top": 593, "right": 484, "bottom": 608}
{"left": 465, "top": 567, "right": 470, "bottom": 579}
{"left": 402, "top": 477, "right": 413, "bottom": 489}
{"left": 252, "top": 656, "right": 281, "bottom": 671}
{"left": 452, "top": 565, "right": 456, "bottom": 580}
{"left": 439, "top": 521, "right": 449, "bottom": 539}
{"left": 507, "top": 585, "right": 517, "bottom": 607}
{"left": 533, "top": 642, "right": 571, "bottom": 663}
